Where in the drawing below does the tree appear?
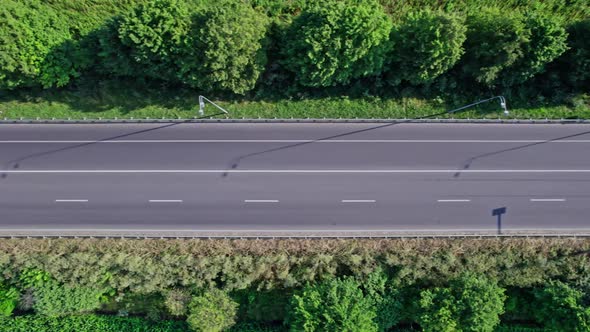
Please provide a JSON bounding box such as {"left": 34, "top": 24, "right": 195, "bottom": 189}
{"left": 360, "top": 269, "right": 404, "bottom": 331}
{"left": 33, "top": 280, "right": 103, "bottom": 316}
{"left": 460, "top": 8, "right": 529, "bottom": 87}
{"left": 187, "top": 288, "right": 238, "bottom": 332}
{"left": 533, "top": 280, "right": 590, "bottom": 332}
{"left": 190, "top": 1, "right": 270, "bottom": 94}
{"left": 0, "top": 281, "right": 18, "bottom": 317}
{"left": 164, "top": 289, "right": 191, "bottom": 317}
{"left": 555, "top": 19, "right": 590, "bottom": 88}
{"left": 282, "top": 0, "right": 393, "bottom": 87}
{"left": 288, "top": 277, "right": 378, "bottom": 332}
{"left": 0, "top": 0, "right": 71, "bottom": 89}
{"left": 418, "top": 274, "right": 506, "bottom": 332}
{"left": 389, "top": 10, "right": 466, "bottom": 85}
{"left": 499, "top": 13, "right": 568, "bottom": 87}
{"left": 116, "top": 0, "right": 192, "bottom": 82}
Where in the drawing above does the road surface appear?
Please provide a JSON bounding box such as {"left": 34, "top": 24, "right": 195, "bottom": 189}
{"left": 0, "top": 122, "right": 589, "bottom": 235}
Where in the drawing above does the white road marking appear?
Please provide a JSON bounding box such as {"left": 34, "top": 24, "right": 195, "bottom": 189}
{"left": 148, "top": 200, "right": 183, "bottom": 203}
{"left": 530, "top": 198, "right": 566, "bottom": 202}
{"left": 437, "top": 199, "right": 471, "bottom": 202}
{"left": 55, "top": 199, "right": 88, "bottom": 203}
{"left": 0, "top": 227, "right": 589, "bottom": 233}
{"left": 3, "top": 169, "right": 590, "bottom": 174}
{"left": 244, "top": 200, "right": 279, "bottom": 203}
{"left": 341, "top": 200, "right": 376, "bottom": 203}
{"left": 1, "top": 139, "right": 590, "bottom": 144}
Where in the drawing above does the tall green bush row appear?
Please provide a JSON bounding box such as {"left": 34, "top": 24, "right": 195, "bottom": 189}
{"left": 0, "top": 239, "right": 588, "bottom": 331}
{"left": 0, "top": 0, "right": 587, "bottom": 96}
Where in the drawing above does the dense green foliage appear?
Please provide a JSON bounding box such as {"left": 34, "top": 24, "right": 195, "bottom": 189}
{"left": 418, "top": 274, "right": 506, "bottom": 332}
{"left": 0, "top": 281, "right": 18, "bottom": 317}
{"left": 460, "top": 8, "right": 529, "bottom": 87}
{"left": 282, "top": 0, "right": 393, "bottom": 87}
{"left": 389, "top": 10, "right": 466, "bottom": 85}
{"left": 0, "top": 0, "right": 588, "bottom": 117}
{"left": 32, "top": 280, "right": 105, "bottom": 316}
{"left": 288, "top": 277, "right": 377, "bottom": 331}
{"left": 533, "top": 281, "right": 590, "bottom": 332}
{"left": 556, "top": 19, "right": 590, "bottom": 88}
{"left": 116, "top": 0, "right": 192, "bottom": 83}
{"left": 193, "top": 1, "right": 270, "bottom": 94}
{"left": 187, "top": 288, "right": 238, "bottom": 332}
{"left": 0, "top": 314, "right": 188, "bottom": 332}
{"left": 0, "top": 0, "right": 71, "bottom": 89}
{"left": 0, "top": 238, "right": 586, "bottom": 330}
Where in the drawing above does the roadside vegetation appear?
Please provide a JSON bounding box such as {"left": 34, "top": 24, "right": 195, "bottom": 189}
{"left": 0, "top": 237, "right": 588, "bottom": 331}
{"left": 0, "top": 0, "right": 589, "bottom": 119}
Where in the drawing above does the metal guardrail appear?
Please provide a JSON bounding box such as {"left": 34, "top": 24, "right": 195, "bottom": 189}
{"left": 1, "top": 118, "right": 589, "bottom": 125}
{"left": 2, "top": 233, "right": 589, "bottom": 240}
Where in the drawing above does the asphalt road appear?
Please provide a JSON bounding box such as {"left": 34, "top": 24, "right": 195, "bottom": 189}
{"left": 1, "top": 122, "right": 590, "bottom": 234}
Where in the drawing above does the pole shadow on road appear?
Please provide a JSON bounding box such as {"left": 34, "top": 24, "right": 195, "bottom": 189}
{"left": 453, "top": 129, "right": 590, "bottom": 178}
{"left": 0, "top": 112, "right": 227, "bottom": 179}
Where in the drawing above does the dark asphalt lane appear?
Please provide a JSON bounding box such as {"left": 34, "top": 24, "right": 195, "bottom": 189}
{"left": 0, "top": 123, "right": 589, "bottom": 233}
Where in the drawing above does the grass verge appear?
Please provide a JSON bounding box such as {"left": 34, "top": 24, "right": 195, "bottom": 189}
{"left": 1, "top": 83, "right": 589, "bottom": 120}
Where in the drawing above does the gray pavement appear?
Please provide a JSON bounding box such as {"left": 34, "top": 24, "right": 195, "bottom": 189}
{"left": 1, "top": 123, "right": 589, "bottom": 235}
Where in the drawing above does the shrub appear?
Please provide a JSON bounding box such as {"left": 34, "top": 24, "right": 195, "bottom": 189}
{"left": 187, "top": 288, "right": 238, "bottom": 332}
{"left": 0, "top": 281, "right": 19, "bottom": 317}
{"left": 461, "top": 8, "right": 529, "bottom": 87}
{"left": 418, "top": 274, "right": 506, "bottom": 332}
{"left": 288, "top": 277, "right": 378, "bottom": 332}
{"left": 499, "top": 13, "right": 568, "bottom": 86}
{"left": 164, "top": 289, "right": 191, "bottom": 317}
{"left": 0, "top": 0, "right": 71, "bottom": 89}
{"left": 33, "top": 280, "right": 103, "bottom": 316}
{"left": 0, "top": 314, "right": 188, "bottom": 332}
{"left": 282, "top": 0, "right": 393, "bottom": 87}
{"left": 191, "top": 1, "right": 270, "bottom": 94}
{"left": 116, "top": 0, "right": 192, "bottom": 82}
{"left": 360, "top": 270, "right": 403, "bottom": 331}
{"left": 558, "top": 19, "right": 590, "bottom": 88}
{"left": 533, "top": 280, "right": 590, "bottom": 331}
{"left": 389, "top": 10, "right": 466, "bottom": 85}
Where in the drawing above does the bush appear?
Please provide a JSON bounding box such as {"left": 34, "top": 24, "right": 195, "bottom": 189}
{"left": 116, "top": 0, "right": 192, "bottom": 82}
{"left": 418, "top": 274, "right": 506, "bottom": 332}
{"left": 191, "top": 1, "right": 270, "bottom": 94}
{"left": 361, "top": 270, "right": 403, "bottom": 331}
{"left": 33, "top": 280, "right": 103, "bottom": 316}
{"left": 164, "top": 289, "right": 191, "bottom": 317}
{"left": 0, "top": 314, "right": 188, "bottom": 332}
{"left": 533, "top": 280, "right": 590, "bottom": 331}
{"left": 0, "top": 0, "right": 71, "bottom": 89}
{"left": 0, "top": 281, "right": 19, "bottom": 317}
{"left": 288, "top": 277, "right": 378, "bottom": 332}
{"left": 461, "top": 8, "right": 529, "bottom": 87}
{"left": 558, "top": 19, "right": 590, "bottom": 88}
{"left": 389, "top": 10, "right": 466, "bottom": 85}
{"left": 282, "top": 0, "right": 393, "bottom": 87}
{"left": 187, "top": 288, "right": 238, "bottom": 332}
{"left": 500, "top": 13, "right": 568, "bottom": 86}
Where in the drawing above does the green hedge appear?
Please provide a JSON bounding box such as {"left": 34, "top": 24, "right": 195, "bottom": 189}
{"left": 0, "top": 315, "right": 188, "bottom": 332}
{"left": 0, "top": 239, "right": 587, "bottom": 331}
{"left": 1, "top": 0, "right": 588, "bottom": 97}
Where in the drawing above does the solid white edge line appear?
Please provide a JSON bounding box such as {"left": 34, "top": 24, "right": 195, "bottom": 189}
{"left": 341, "top": 200, "right": 376, "bottom": 203}
{"left": 148, "top": 200, "right": 183, "bottom": 203}
{"left": 2, "top": 139, "right": 590, "bottom": 143}
{"left": 530, "top": 198, "right": 566, "bottom": 202}
{"left": 55, "top": 199, "right": 88, "bottom": 203}
{"left": 437, "top": 199, "right": 471, "bottom": 202}
{"left": 244, "top": 200, "right": 279, "bottom": 203}
{"left": 0, "top": 227, "right": 589, "bottom": 233}
{"left": 4, "top": 169, "right": 590, "bottom": 173}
